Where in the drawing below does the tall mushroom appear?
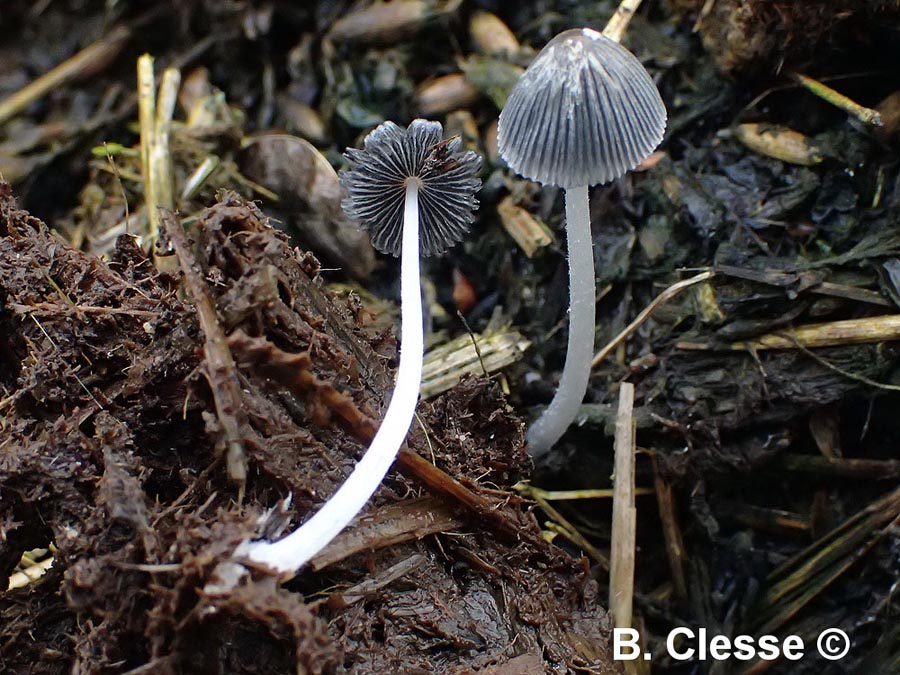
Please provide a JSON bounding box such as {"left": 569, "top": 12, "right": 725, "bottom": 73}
{"left": 498, "top": 28, "right": 666, "bottom": 456}
{"left": 237, "top": 119, "right": 481, "bottom": 573}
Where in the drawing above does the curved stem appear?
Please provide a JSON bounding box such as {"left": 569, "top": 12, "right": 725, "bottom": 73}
{"left": 237, "top": 182, "right": 424, "bottom": 573}
{"left": 526, "top": 184, "right": 595, "bottom": 456}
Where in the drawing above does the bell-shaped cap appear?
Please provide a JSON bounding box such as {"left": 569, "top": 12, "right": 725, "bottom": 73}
{"left": 340, "top": 119, "right": 482, "bottom": 256}
{"left": 498, "top": 28, "right": 666, "bottom": 188}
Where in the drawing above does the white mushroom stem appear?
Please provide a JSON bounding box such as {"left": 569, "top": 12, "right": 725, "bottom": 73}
{"left": 236, "top": 181, "right": 424, "bottom": 573}
{"left": 526, "top": 184, "right": 595, "bottom": 456}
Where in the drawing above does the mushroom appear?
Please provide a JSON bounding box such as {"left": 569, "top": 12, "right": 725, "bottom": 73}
{"left": 236, "top": 119, "right": 481, "bottom": 573}
{"left": 498, "top": 27, "right": 666, "bottom": 456}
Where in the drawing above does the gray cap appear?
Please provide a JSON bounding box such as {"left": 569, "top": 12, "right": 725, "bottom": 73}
{"left": 340, "top": 119, "right": 482, "bottom": 257}
{"left": 498, "top": 28, "right": 666, "bottom": 188}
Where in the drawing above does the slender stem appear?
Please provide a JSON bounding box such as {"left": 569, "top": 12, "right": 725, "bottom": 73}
{"left": 526, "top": 185, "right": 595, "bottom": 456}
{"left": 237, "top": 182, "right": 424, "bottom": 573}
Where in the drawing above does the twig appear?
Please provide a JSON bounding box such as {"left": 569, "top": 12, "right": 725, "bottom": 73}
{"left": 651, "top": 454, "right": 687, "bottom": 600}
{"left": 395, "top": 448, "right": 545, "bottom": 549}
{"left": 457, "top": 310, "right": 488, "bottom": 378}
{"left": 732, "top": 505, "right": 810, "bottom": 534}
{"left": 689, "top": 315, "right": 900, "bottom": 352}
{"left": 592, "top": 271, "right": 714, "bottom": 369}
{"left": 533, "top": 492, "right": 610, "bottom": 569}
{"left": 603, "top": 0, "right": 644, "bottom": 43}
{"left": 0, "top": 25, "right": 131, "bottom": 126}
{"left": 692, "top": 0, "right": 718, "bottom": 32}
{"left": 308, "top": 499, "right": 463, "bottom": 571}
{"left": 515, "top": 483, "right": 654, "bottom": 501}
{"left": 777, "top": 454, "right": 900, "bottom": 480}
{"left": 312, "top": 554, "right": 426, "bottom": 608}
{"left": 227, "top": 331, "right": 378, "bottom": 440}
{"left": 543, "top": 521, "right": 610, "bottom": 569}
{"left": 152, "top": 68, "right": 180, "bottom": 214}
{"left": 9, "top": 302, "right": 156, "bottom": 318}
{"left": 152, "top": 461, "right": 222, "bottom": 526}
{"left": 751, "top": 487, "right": 900, "bottom": 637}
{"left": 610, "top": 382, "right": 636, "bottom": 628}
{"left": 162, "top": 209, "right": 248, "bottom": 495}
{"left": 793, "top": 71, "right": 883, "bottom": 126}
{"left": 137, "top": 55, "right": 157, "bottom": 240}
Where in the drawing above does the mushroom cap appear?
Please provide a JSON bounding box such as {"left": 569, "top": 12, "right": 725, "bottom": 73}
{"left": 340, "top": 119, "right": 482, "bottom": 256}
{"left": 498, "top": 28, "right": 666, "bottom": 188}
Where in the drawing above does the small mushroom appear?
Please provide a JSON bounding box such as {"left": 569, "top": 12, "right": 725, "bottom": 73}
{"left": 236, "top": 119, "right": 481, "bottom": 573}
{"left": 498, "top": 28, "right": 666, "bottom": 456}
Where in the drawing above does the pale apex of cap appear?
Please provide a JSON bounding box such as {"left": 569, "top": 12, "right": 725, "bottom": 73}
{"left": 498, "top": 29, "right": 667, "bottom": 188}
{"left": 340, "top": 119, "right": 482, "bottom": 256}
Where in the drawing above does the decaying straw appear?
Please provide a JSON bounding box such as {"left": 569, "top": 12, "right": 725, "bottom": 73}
{"left": 497, "top": 195, "right": 553, "bottom": 258}
{"left": 603, "top": 0, "right": 644, "bottom": 43}
{"left": 592, "top": 271, "right": 714, "bottom": 369}
{"left": 750, "top": 486, "right": 900, "bottom": 639}
{"left": 534, "top": 501, "right": 610, "bottom": 570}
{"left": 609, "top": 382, "right": 637, "bottom": 629}
{"left": 514, "top": 483, "right": 653, "bottom": 501}
{"left": 652, "top": 455, "right": 688, "bottom": 601}
{"left": 0, "top": 25, "right": 131, "bottom": 126}
{"left": 678, "top": 314, "right": 900, "bottom": 352}
{"left": 6, "top": 550, "right": 54, "bottom": 591}
{"left": 138, "top": 56, "right": 180, "bottom": 248}
{"left": 421, "top": 327, "right": 530, "bottom": 399}
{"left": 793, "top": 72, "right": 883, "bottom": 127}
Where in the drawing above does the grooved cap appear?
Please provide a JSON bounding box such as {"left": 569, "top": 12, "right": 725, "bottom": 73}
{"left": 498, "top": 28, "right": 666, "bottom": 188}
{"left": 340, "top": 119, "right": 482, "bottom": 256}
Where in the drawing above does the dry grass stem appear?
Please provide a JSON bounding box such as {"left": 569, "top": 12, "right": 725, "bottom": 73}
{"left": 793, "top": 71, "right": 883, "bottom": 126}
{"left": 610, "top": 382, "right": 636, "bottom": 628}
{"left": 514, "top": 483, "right": 653, "bottom": 501}
{"left": 651, "top": 455, "right": 687, "bottom": 600}
{"left": 0, "top": 25, "right": 131, "bottom": 126}
{"left": 542, "top": 520, "right": 610, "bottom": 570}
{"left": 751, "top": 487, "right": 900, "bottom": 637}
{"left": 421, "top": 327, "right": 530, "bottom": 398}
{"left": 7, "top": 553, "right": 54, "bottom": 591}
{"left": 139, "top": 59, "right": 180, "bottom": 251}
{"left": 777, "top": 455, "right": 900, "bottom": 480}
{"left": 162, "top": 210, "right": 249, "bottom": 494}
{"left": 151, "top": 67, "right": 181, "bottom": 218}
{"left": 679, "top": 314, "right": 900, "bottom": 352}
{"left": 603, "top": 0, "right": 644, "bottom": 43}
{"left": 137, "top": 55, "right": 157, "bottom": 241}
{"left": 592, "top": 271, "right": 714, "bottom": 369}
